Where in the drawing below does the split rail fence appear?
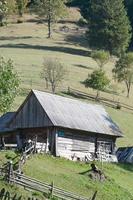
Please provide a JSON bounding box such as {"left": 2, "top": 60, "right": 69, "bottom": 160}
{"left": 0, "top": 163, "right": 97, "bottom": 200}
{"left": 68, "top": 87, "right": 133, "bottom": 112}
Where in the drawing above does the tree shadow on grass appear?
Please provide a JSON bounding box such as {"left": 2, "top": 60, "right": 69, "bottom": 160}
{"left": 0, "top": 36, "right": 39, "bottom": 41}
{"left": 64, "top": 34, "right": 89, "bottom": 49}
{"left": 74, "top": 64, "right": 93, "bottom": 70}
{"left": 114, "top": 163, "right": 133, "bottom": 173}
{"left": 0, "top": 43, "right": 90, "bottom": 57}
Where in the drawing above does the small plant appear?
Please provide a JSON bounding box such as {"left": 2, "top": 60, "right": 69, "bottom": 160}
{"left": 77, "top": 17, "right": 87, "bottom": 27}
{"left": 17, "top": 18, "right": 23, "bottom": 23}
{"left": 50, "top": 197, "right": 59, "bottom": 200}
{"left": 116, "top": 103, "right": 121, "bottom": 110}
{"left": 0, "top": 0, "right": 8, "bottom": 26}
{"left": 5, "top": 151, "right": 17, "bottom": 160}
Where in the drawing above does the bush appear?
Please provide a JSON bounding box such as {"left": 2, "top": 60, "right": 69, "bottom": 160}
{"left": 77, "top": 17, "right": 87, "bottom": 27}
{"left": 17, "top": 18, "right": 23, "bottom": 23}
{"left": 5, "top": 151, "right": 17, "bottom": 160}
{"left": 116, "top": 103, "right": 121, "bottom": 110}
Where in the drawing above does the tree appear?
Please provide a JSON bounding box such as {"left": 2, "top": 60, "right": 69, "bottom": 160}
{"left": 84, "top": 69, "right": 110, "bottom": 100}
{"left": 86, "top": 0, "right": 131, "bottom": 56}
{"left": 32, "top": 0, "right": 67, "bottom": 38}
{"left": 0, "top": 57, "right": 20, "bottom": 114}
{"left": 0, "top": 0, "right": 8, "bottom": 26}
{"left": 41, "top": 58, "right": 67, "bottom": 93}
{"left": 113, "top": 52, "right": 133, "bottom": 98}
{"left": 91, "top": 50, "right": 110, "bottom": 69}
{"left": 16, "top": 0, "right": 29, "bottom": 17}
{"left": 125, "top": 0, "right": 133, "bottom": 47}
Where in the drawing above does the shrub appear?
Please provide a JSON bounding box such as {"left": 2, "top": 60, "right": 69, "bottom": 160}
{"left": 77, "top": 17, "right": 87, "bottom": 27}
{"left": 5, "top": 151, "right": 17, "bottom": 160}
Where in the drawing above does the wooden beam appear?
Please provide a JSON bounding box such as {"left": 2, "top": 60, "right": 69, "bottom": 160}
{"left": 55, "top": 128, "right": 59, "bottom": 157}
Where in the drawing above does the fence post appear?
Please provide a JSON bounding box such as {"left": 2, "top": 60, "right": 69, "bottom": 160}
{"left": 8, "top": 160, "right": 13, "bottom": 183}
{"left": 91, "top": 191, "right": 97, "bottom": 200}
{"left": 34, "top": 135, "right": 37, "bottom": 154}
{"left": 68, "top": 86, "right": 70, "bottom": 93}
{"left": 50, "top": 181, "right": 54, "bottom": 198}
{"left": 0, "top": 188, "right": 5, "bottom": 198}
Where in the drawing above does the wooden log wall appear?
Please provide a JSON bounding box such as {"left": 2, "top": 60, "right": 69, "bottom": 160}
{"left": 56, "top": 129, "right": 115, "bottom": 161}
{"left": 57, "top": 130, "right": 95, "bottom": 161}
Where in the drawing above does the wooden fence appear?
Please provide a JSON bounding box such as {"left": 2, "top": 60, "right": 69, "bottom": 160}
{"left": 10, "top": 172, "right": 97, "bottom": 200}
{"left": 0, "top": 138, "right": 97, "bottom": 200}
{"left": 0, "top": 161, "right": 97, "bottom": 200}
{"left": 68, "top": 87, "right": 133, "bottom": 112}
{"left": 17, "top": 142, "right": 36, "bottom": 173}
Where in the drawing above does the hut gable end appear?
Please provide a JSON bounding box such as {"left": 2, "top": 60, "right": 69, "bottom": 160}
{"left": 10, "top": 92, "right": 53, "bottom": 129}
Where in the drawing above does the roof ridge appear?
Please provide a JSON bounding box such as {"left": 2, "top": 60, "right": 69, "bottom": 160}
{"left": 32, "top": 89, "right": 104, "bottom": 109}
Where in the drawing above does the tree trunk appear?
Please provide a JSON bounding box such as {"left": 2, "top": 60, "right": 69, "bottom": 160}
{"left": 127, "top": 88, "right": 130, "bottom": 98}
{"left": 48, "top": 16, "right": 51, "bottom": 38}
{"left": 45, "top": 77, "right": 49, "bottom": 89}
{"left": 51, "top": 83, "right": 55, "bottom": 93}
{"left": 125, "top": 81, "right": 131, "bottom": 98}
{"left": 0, "top": 15, "right": 4, "bottom": 26}
{"left": 19, "top": 11, "right": 23, "bottom": 17}
{"left": 48, "top": 0, "right": 52, "bottom": 38}
{"left": 95, "top": 90, "right": 100, "bottom": 101}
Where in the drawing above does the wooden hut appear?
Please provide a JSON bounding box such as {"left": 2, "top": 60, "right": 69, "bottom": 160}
{"left": 7, "top": 90, "right": 123, "bottom": 161}
{"left": 117, "top": 147, "right": 133, "bottom": 164}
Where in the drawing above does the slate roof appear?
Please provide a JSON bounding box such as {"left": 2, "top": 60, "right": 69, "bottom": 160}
{"left": 32, "top": 90, "right": 123, "bottom": 137}
{"left": 0, "top": 112, "right": 15, "bottom": 133}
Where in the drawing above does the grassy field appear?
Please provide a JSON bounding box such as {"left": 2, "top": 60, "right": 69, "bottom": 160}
{"left": 0, "top": 151, "right": 133, "bottom": 200}
{"left": 23, "top": 154, "right": 133, "bottom": 200}
{"left": 0, "top": 11, "right": 132, "bottom": 147}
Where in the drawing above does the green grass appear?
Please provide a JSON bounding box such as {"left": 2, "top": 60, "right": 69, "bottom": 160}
{"left": 0, "top": 151, "right": 42, "bottom": 199}
{"left": 0, "top": 12, "right": 132, "bottom": 147}
{"left": 107, "top": 107, "right": 133, "bottom": 146}
{"left": 23, "top": 154, "right": 133, "bottom": 200}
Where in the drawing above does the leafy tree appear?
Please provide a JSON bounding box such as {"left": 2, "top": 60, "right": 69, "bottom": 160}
{"left": 86, "top": 0, "right": 131, "bottom": 56}
{"left": 41, "top": 58, "right": 67, "bottom": 93}
{"left": 0, "top": 0, "right": 8, "bottom": 26}
{"left": 32, "top": 0, "right": 67, "bottom": 38}
{"left": 113, "top": 52, "right": 133, "bottom": 98}
{"left": 0, "top": 57, "right": 20, "bottom": 114}
{"left": 16, "top": 0, "right": 29, "bottom": 17}
{"left": 91, "top": 50, "right": 110, "bottom": 69}
{"left": 84, "top": 69, "right": 110, "bottom": 100}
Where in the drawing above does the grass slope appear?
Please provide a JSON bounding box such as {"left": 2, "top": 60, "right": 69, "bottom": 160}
{"left": 23, "top": 154, "right": 133, "bottom": 200}
{"left": 0, "top": 12, "right": 132, "bottom": 146}
{"left": 0, "top": 151, "right": 39, "bottom": 199}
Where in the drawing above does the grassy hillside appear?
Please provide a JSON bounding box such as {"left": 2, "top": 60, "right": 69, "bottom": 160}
{"left": 0, "top": 151, "right": 133, "bottom": 200}
{"left": 0, "top": 151, "right": 41, "bottom": 199}
{"left": 0, "top": 11, "right": 132, "bottom": 147}
{"left": 23, "top": 154, "right": 133, "bottom": 200}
